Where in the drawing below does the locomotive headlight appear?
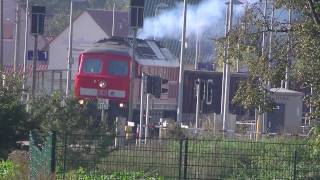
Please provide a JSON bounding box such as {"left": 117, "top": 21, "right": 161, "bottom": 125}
{"left": 119, "top": 103, "right": 124, "bottom": 108}
{"left": 99, "top": 80, "right": 107, "bottom": 88}
{"left": 78, "top": 99, "right": 84, "bottom": 105}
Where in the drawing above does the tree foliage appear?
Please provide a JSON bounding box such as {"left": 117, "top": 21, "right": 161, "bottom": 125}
{"left": 0, "top": 73, "right": 107, "bottom": 159}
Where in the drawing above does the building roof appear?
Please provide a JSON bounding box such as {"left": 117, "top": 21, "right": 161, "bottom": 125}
{"left": 86, "top": 9, "right": 129, "bottom": 37}
{"left": 270, "top": 88, "right": 304, "bottom": 96}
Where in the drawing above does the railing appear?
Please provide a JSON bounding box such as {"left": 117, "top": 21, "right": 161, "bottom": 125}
{"left": 54, "top": 133, "right": 320, "bottom": 180}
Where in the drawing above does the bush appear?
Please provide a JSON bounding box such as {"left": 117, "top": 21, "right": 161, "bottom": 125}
{"left": 0, "top": 160, "right": 18, "bottom": 180}
{"left": 0, "top": 74, "right": 28, "bottom": 159}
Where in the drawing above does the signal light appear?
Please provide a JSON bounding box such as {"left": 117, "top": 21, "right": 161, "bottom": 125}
{"left": 145, "top": 75, "right": 168, "bottom": 98}
{"left": 161, "top": 78, "right": 169, "bottom": 94}
{"left": 31, "top": 6, "right": 46, "bottom": 35}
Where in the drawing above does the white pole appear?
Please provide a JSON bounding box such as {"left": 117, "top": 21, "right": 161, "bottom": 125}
{"left": 222, "top": 0, "right": 234, "bottom": 133}
{"left": 268, "top": 2, "right": 274, "bottom": 88}
{"left": 112, "top": 0, "right": 115, "bottom": 37}
{"left": 66, "top": 0, "right": 73, "bottom": 96}
{"left": 177, "top": 0, "right": 187, "bottom": 123}
{"left": 0, "top": 0, "right": 3, "bottom": 70}
{"left": 221, "top": 1, "right": 229, "bottom": 120}
{"left": 195, "top": 78, "right": 200, "bottom": 130}
{"left": 13, "top": 2, "right": 21, "bottom": 75}
{"left": 23, "top": 0, "right": 29, "bottom": 90}
{"left": 285, "top": 8, "right": 291, "bottom": 90}
{"left": 139, "top": 73, "right": 145, "bottom": 145}
{"left": 145, "top": 93, "right": 150, "bottom": 142}
{"left": 195, "top": 25, "right": 199, "bottom": 70}
{"left": 261, "top": 0, "right": 267, "bottom": 56}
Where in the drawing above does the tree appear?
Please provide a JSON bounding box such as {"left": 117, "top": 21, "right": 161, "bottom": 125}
{"left": 0, "top": 74, "right": 28, "bottom": 159}
{"left": 28, "top": 92, "right": 108, "bottom": 135}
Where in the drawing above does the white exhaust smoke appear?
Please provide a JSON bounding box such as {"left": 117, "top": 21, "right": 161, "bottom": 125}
{"left": 138, "top": 0, "right": 249, "bottom": 40}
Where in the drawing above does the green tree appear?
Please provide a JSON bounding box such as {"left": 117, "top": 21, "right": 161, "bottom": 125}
{"left": 0, "top": 74, "right": 28, "bottom": 159}
{"left": 28, "top": 92, "right": 107, "bottom": 135}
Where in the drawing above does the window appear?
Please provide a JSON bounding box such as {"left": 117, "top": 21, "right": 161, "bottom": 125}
{"left": 83, "top": 59, "right": 101, "bottom": 73}
{"left": 107, "top": 60, "right": 129, "bottom": 76}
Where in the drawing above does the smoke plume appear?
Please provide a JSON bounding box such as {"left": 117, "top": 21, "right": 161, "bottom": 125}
{"left": 138, "top": 0, "right": 248, "bottom": 40}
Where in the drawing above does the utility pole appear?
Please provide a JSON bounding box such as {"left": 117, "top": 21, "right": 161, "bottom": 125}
{"left": 31, "top": 35, "right": 38, "bottom": 96}
{"left": 0, "top": 0, "right": 3, "bottom": 71}
{"left": 177, "top": 0, "right": 187, "bottom": 123}
{"left": 285, "top": 8, "right": 292, "bottom": 90}
{"left": 261, "top": 0, "right": 267, "bottom": 56}
{"left": 66, "top": 0, "right": 74, "bottom": 96}
{"left": 139, "top": 73, "right": 145, "bottom": 145}
{"left": 112, "top": 0, "right": 115, "bottom": 36}
{"left": 267, "top": 2, "right": 274, "bottom": 88}
{"left": 14, "top": 1, "right": 21, "bottom": 75}
{"left": 195, "top": 78, "right": 200, "bottom": 130}
{"left": 23, "top": 0, "right": 29, "bottom": 90}
{"left": 128, "top": 28, "right": 137, "bottom": 123}
{"left": 145, "top": 93, "right": 150, "bottom": 142}
{"left": 222, "top": 0, "right": 234, "bottom": 133}
{"left": 221, "top": 2, "right": 229, "bottom": 120}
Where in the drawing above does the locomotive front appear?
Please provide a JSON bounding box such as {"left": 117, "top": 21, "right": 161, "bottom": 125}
{"left": 74, "top": 40, "right": 132, "bottom": 117}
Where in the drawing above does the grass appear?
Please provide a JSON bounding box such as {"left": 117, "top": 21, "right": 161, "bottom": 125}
{"left": 55, "top": 135, "right": 320, "bottom": 179}
{"left": 57, "top": 167, "right": 165, "bottom": 180}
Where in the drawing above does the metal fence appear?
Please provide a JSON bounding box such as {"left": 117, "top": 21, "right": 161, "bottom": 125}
{"left": 29, "top": 131, "right": 56, "bottom": 180}
{"left": 54, "top": 133, "right": 320, "bottom": 180}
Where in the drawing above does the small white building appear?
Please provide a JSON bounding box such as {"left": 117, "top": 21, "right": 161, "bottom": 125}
{"left": 48, "top": 9, "right": 129, "bottom": 78}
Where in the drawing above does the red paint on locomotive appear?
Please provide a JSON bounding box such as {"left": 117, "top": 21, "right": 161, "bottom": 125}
{"left": 74, "top": 49, "right": 132, "bottom": 103}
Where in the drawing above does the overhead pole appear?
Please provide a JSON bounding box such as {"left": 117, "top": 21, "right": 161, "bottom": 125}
{"left": 285, "top": 8, "right": 291, "bottom": 90}
{"left": 267, "top": 1, "right": 274, "bottom": 88}
{"left": 221, "top": 2, "right": 230, "bottom": 120}
{"left": 23, "top": 0, "right": 29, "bottom": 90}
{"left": 261, "top": 0, "right": 267, "bottom": 56}
{"left": 66, "top": 0, "right": 74, "bottom": 96}
{"left": 14, "top": 1, "right": 21, "bottom": 76}
{"left": 31, "top": 35, "right": 38, "bottom": 97}
{"left": 177, "top": 0, "right": 187, "bottom": 124}
{"left": 222, "top": 0, "right": 234, "bottom": 134}
{"left": 112, "top": 0, "right": 115, "bottom": 36}
{"left": 139, "top": 73, "right": 145, "bottom": 146}
{"left": 0, "top": 0, "right": 3, "bottom": 71}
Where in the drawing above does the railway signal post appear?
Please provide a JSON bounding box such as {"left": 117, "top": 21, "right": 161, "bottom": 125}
{"left": 129, "top": 0, "right": 144, "bottom": 123}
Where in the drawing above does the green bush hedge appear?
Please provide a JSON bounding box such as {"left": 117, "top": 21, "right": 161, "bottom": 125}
{"left": 0, "top": 160, "right": 18, "bottom": 180}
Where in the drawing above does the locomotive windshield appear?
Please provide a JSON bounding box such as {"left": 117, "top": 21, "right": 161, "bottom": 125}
{"left": 83, "top": 59, "right": 102, "bottom": 73}
{"left": 107, "top": 60, "right": 129, "bottom": 76}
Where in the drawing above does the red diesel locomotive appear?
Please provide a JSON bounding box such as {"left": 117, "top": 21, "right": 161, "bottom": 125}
{"left": 74, "top": 37, "right": 180, "bottom": 121}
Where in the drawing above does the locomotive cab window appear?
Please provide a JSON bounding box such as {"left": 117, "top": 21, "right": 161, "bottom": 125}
{"left": 83, "top": 59, "right": 102, "bottom": 73}
{"left": 107, "top": 60, "right": 129, "bottom": 76}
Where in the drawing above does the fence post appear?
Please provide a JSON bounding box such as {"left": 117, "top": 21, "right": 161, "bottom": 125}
{"left": 184, "top": 138, "right": 189, "bottom": 180}
{"left": 178, "top": 138, "right": 183, "bottom": 180}
{"left": 62, "top": 133, "right": 68, "bottom": 180}
{"left": 293, "top": 150, "right": 297, "bottom": 180}
{"left": 51, "top": 131, "right": 56, "bottom": 180}
{"left": 51, "top": 70, "right": 54, "bottom": 92}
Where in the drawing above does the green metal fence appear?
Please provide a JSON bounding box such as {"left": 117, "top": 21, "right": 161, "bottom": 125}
{"left": 29, "top": 131, "right": 56, "bottom": 180}
{"left": 53, "top": 134, "right": 320, "bottom": 180}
